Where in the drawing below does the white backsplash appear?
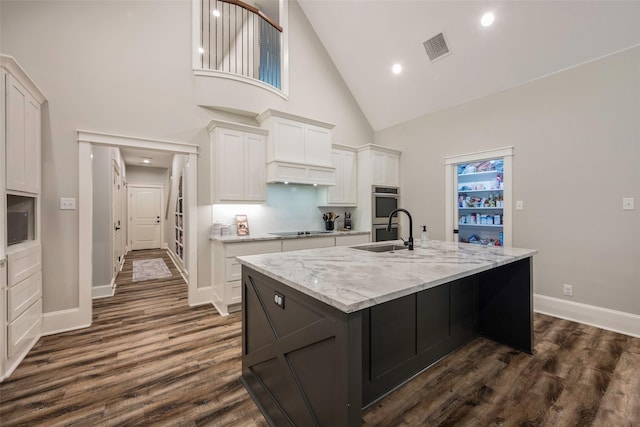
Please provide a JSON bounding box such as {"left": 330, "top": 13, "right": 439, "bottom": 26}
{"left": 212, "top": 184, "right": 354, "bottom": 235}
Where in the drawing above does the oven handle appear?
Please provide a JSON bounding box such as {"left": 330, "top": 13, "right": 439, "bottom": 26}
{"left": 374, "top": 224, "right": 398, "bottom": 229}
{"left": 373, "top": 193, "right": 400, "bottom": 198}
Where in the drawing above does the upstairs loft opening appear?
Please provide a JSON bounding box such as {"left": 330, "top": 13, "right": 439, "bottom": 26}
{"left": 193, "top": 0, "right": 288, "bottom": 96}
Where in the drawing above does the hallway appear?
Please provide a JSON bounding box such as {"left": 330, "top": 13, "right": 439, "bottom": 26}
{"left": 0, "top": 249, "right": 265, "bottom": 426}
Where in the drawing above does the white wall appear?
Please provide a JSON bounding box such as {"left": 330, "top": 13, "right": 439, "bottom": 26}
{"left": 91, "top": 146, "right": 112, "bottom": 288}
{"left": 0, "top": 0, "right": 373, "bottom": 315}
{"left": 375, "top": 46, "right": 640, "bottom": 316}
{"left": 126, "top": 166, "right": 169, "bottom": 186}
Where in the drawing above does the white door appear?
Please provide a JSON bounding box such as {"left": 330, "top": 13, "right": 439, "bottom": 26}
{"left": 129, "top": 186, "right": 163, "bottom": 250}
{"left": 112, "top": 162, "right": 123, "bottom": 276}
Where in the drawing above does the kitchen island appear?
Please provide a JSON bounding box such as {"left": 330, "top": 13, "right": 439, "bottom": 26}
{"left": 237, "top": 240, "right": 537, "bottom": 426}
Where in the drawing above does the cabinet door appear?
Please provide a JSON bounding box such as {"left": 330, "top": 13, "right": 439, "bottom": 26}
{"left": 327, "top": 150, "right": 344, "bottom": 204}
{"left": 304, "top": 124, "right": 332, "bottom": 166}
{"left": 273, "top": 118, "right": 305, "bottom": 163}
{"left": 384, "top": 153, "right": 399, "bottom": 187}
{"left": 6, "top": 75, "right": 40, "bottom": 194}
{"left": 342, "top": 151, "right": 357, "bottom": 204}
{"left": 215, "top": 128, "right": 244, "bottom": 201}
{"left": 371, "top": 151, "right": 386, "bottom": 185}
{"left": 244, "top": 133, "right": 266, "bottom": 201}
{"left": 371, "top": 151, "right": 399, "bottom": 187}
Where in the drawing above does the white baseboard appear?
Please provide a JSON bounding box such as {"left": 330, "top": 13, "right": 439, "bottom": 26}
{"left": 534, "top": 294, "right": 640, "bottom": 338}
{"left": 92, "top": 283, "right": 116, "bottom": 299}
{"left": 41, "top": 308, "right": 91, "bottom": 336}
{"left": 190, "top": 285, "right": 213, "bottom": 307}
{"left": 162, "top": 242, "right": 169, "bottom": 249}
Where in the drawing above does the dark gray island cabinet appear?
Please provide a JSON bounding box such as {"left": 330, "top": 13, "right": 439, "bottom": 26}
{"left": 238, "top": 241, "right": 537, "bottom": 426}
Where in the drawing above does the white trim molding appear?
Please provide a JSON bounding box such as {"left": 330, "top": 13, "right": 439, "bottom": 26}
{"left": 444, "top": 146, "right": 514, "bottom": 246}
{"left": 41, "top": 308, "right": 91, "bottom": 336}
{"left": 534, "top": 294, "right": 640, "bottom": 338}
{"left": 92, "top": 283, "right": 116, "bottom": 299}
{"left": 75, "top": 131, "right": 200, "bottom": 335}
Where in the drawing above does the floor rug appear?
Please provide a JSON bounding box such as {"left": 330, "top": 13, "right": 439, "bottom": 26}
{"left": 132, "top": 258, "right": 172, "bottom": 282}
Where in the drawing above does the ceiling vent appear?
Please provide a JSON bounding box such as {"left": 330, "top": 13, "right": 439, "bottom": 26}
{"left": 423, "top": 32, "right": 451, "bottom": 62}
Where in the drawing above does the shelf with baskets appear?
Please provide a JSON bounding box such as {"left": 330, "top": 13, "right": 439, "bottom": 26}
{"left": 174, "top": 173, "right": 184, "bottom": 262}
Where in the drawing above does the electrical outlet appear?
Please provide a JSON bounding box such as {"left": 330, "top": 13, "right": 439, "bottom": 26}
{"left": 60, "top": 197, "right": 76, "bottom": 210}
{"left": 274, "top": 292, "right": 285, "bottom": 309}
{"left": 515, "top": 200, "right": 524, "bottom": 211}
{"left": 563, "top": 284, "right": 573, "bottom": 297}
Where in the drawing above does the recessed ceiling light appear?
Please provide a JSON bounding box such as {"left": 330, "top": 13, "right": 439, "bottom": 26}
{"left": 481, "top": 12, "right": 495, "bottom": 27}
{"left": 212, "top": 9, "right": 220, "bottom": 17}
{"left": 392, "top": 64, "right": 402, "bottom": 74}
{"left": 141, "top": 158, "right": 151, "bottom": 164}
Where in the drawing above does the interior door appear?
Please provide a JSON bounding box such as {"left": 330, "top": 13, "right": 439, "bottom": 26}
{"left": 129, "top": 186, "right": 163, "bottom": 250}
{"left": 112, "top": 161, "right": 122, "bottom": 276}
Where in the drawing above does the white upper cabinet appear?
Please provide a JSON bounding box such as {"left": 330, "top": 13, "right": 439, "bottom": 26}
{"left": 257, "top": 109, "right": 335, "bottom": 185}
{"left": 5, "top": 73, "right": 43, "bottom": 194}
{"left": 208, "top": 120, "right": 268, "bottom": 204}
{"left": 360, "top": 145, "right": 400, "bottom": 187}
{"left": 319, "top": 144, "right": 357, "bottom": 206}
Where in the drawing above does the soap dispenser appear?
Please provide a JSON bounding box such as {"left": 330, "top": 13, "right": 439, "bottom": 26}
{"left": 421, "top": 226, "right": 429, "bottom": 248}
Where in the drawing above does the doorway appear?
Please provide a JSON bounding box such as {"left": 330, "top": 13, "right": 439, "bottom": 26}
{"left": 444, "top": 147, "right": 513, "bottom": 247}
{"left": 74, "top": 131, "right": 201, "bottom": 332}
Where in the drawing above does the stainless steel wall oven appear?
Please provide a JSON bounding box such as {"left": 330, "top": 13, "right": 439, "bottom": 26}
{"left": 372, "top": 186, "right": 399, "bottom": 225}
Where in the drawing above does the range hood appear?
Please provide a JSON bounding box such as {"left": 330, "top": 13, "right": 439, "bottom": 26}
{"left": 258, "top": 109, "right": 336, "bottom": 186}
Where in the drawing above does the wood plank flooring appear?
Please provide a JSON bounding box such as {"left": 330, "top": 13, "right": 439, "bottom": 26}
{"left": 1, "top": 248, "right": 639, "bottom": 426}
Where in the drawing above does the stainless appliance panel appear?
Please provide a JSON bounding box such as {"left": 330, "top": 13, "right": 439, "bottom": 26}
{"left": 373, "top": 224, "right": 399, "bottom": 242}
{"left": 372, "top": 186, "right": 400, "bottom": 225}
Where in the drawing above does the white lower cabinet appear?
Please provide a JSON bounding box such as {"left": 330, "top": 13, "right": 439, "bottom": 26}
{"left": 281, "top": 236, "right": 334, "bottom": 252}
{"left": 211, "top": 233, "right": 370, "bottom": 315}
{"left": 1, "top": 260, "right": 6, "bottom": 381}
{"left": 212, "top": 240, "right": 282, "bottom": 315}
{"left": 335, "top": 234, "right": 370, "bottom": 246}
{"left": 3, "top": 243, "right": 42, "bottom": 379}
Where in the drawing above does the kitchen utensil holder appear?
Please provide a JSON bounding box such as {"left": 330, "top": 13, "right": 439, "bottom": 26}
{"left": 324, "top": 220, "right": 335, "bottom": 231}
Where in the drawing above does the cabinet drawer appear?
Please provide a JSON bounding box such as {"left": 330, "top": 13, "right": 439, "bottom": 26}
{"left": 225, "top": 240, "right": 281, "bottom": 258}
{"left": 8, "top": 299, "right": 41, "bottom": 359}
{"left": 335, "top": 234, "right": 370, "bottom": 247}
{"left": 225, "top": 258, "right": 242, "bottom": 282}
{"left": 228, "top": 281, "right": 242, "bottom": 304}
{"left": 282, "top": 236, "right": 335, "bottom": 252}
{"left": 8, "top": 270, "right": 42, "bottom": 322}
{"left": 7, "top": 244, "right": 41, "bottom": 287}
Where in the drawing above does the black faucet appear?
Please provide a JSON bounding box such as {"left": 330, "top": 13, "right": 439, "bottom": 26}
{"left": 387, "top": 208, "right": 413, "bottom": 250}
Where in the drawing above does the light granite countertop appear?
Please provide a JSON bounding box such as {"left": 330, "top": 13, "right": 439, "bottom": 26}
{"left": 209, "top": 230, "right": 370, "bottom": 243}
{"left": 237, "top": 240, "right": 537, "bottom": 313}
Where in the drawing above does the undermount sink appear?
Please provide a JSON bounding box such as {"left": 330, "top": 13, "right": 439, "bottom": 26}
{"left": 352, "top": 243, "right": 408, "bottom": 253}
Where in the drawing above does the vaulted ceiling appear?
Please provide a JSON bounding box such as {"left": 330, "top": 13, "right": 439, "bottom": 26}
{"left": 297, "top": 0, "right": 640, "bottom": 131}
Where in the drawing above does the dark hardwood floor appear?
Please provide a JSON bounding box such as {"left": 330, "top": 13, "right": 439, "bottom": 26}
{"left": 1, "top": 249, "right": 639, "bottom": 426}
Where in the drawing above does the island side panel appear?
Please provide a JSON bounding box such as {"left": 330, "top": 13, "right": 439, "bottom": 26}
{"left": 478, "top": 257, "right": 533, "bottom": 354}
{"left": 241, "top": 266, "right": 362, "bottom": 427}
{"left": 362, "top": 276, "right": 479, "bottom": 407}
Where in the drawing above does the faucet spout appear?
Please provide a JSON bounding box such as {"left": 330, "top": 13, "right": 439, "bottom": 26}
{"left": 387, "top": 208, "right": 414, "bottom": 250}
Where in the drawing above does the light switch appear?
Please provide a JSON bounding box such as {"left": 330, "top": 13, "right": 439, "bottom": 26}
{"left": 515, "top": 200, "right": 524, "bottom": 211}
{"left": 60, "top": 197, "right": 76, "bottom": 210}
{"left": 623, "top": 197, "right": 635, "bottom": 210}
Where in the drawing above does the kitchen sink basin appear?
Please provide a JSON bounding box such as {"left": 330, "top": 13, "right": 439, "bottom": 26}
{"left": 352, "top": 243, "right": 408, "bottom": 253}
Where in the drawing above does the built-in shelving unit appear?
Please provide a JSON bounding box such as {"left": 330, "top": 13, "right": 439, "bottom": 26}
{"left": 457, "top": 160, "right": 504, "bottom": 245}
{"left": 174, "top": 173, "right": 184, "bottom": 262}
